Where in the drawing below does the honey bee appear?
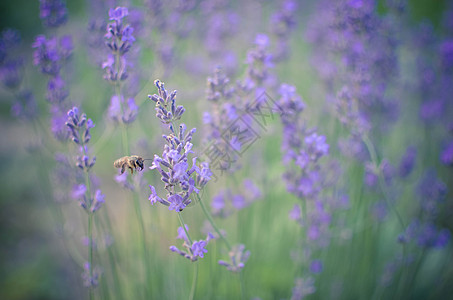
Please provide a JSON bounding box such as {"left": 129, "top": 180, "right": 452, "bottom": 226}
{"left": 114, "top": 155, "right": 146, "bottom": 174}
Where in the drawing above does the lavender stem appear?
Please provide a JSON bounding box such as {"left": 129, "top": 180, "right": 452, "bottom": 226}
{"left": 196, "top": 193, "right": 232, "bottom": 251}
{"left": 177, "top": 212, "right": 193, "bottom": 246}
{"left": 189, "top": 261, "right": 198, "bottom": 300}
{"left": 362, "top": 135, "right": 405, "bottom": 230}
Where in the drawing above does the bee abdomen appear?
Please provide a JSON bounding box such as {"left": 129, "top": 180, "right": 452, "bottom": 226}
{"left": 113, "top": 157, "right": 125, "bottom": 168}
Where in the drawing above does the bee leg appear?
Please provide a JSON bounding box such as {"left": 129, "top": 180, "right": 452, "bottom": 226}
{"left": 121, "top": 164, "right": 126, "bottom": 174}
{"left": 129, "top": 165, "right": 134, "bottom": 174}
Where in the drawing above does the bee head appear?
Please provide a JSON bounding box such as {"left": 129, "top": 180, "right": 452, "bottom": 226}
{"left": 136, "top": 158, "right": 144, "bottom": 171}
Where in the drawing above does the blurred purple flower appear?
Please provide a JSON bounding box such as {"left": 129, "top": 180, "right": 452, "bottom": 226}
{"left": 291, "top": 277, "right": 316, "bottom": 300}
{"left": 177, "top": 224, "right": 189, "bottom": 242}
{"left": 191, "top": 240, "right": 208, "bottom": 258}
{"left": 218, "top": 244, "right": 250, "bottom": 272}
{"left": 39, "top": 0, "right": 68, "bottom": 28}
{"left": 399, "top": 146, "right": 417, "bottom": 177}
{"left": 309, "top": 259, "right": 323, "bottom": 274}
{"left": 440, "top": 140, "right": 453, "bottom": 166}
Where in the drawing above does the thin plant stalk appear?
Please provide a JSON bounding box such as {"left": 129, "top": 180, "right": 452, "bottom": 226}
{"left": 80, "top": 139, "right": 95, "bottom": 300}
{"left": 362, "top": 135, "right": 405, "bottom": 230}
{"left": 177, "top": 212, "right": 198, "bottom": 300}
{"left": 177, "top": 212, "right": 193, "bottom": 245}
{"left": 113, "top": 48, "right": 152, "bottom": 297}
{"left": 196, "top": 193, "right": 231, "bottom": 251}
{"left": 189, "top": 261, "right": 198, "bottom": 300}
{"left": 239, "top": 270, "right": 246, "bottom": 300}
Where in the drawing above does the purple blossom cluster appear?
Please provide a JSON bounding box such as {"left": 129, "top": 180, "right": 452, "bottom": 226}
{"left": 148, "top": 79, "right": 211, "bottom": 212}
{"left": 4, "top": 1, "right": 453, "bottom": 298}
{"left": 411, "top": 7, "right": 453, "bottom": 128}
{"left": 200, "top": 0, "right": 239, "bottom": 70}
{"left": 169, "top": 225, "right": 214, "bottom": 262}
{"left": 218, "top": 244, "right": 250, "bottom": 272}
{"left": 39, "top": 0, "right": 68, "bottom": 28}
{"left": 306, "top": 0, "right": 399, "bottom": 135}
{"left": 278, "top": 83, "right": 351, "bottom": 295}
{"left": 103, "top": 7, "right": 139, "bottom": 125}
{"left": 270, "top": 0, "right": 298, "bottom": 62}
{"left": 211, "top": 179, "right": 262, "bottom": 217}
{"left": 143, "top": 0, "right": 196, "bottom": 77}
{"left": 81, "top": 262, "right": 101, "bottom": 288}
{"left": 0, "top": 29, "right": 38, "bottom": 120}
{"left": 278, "top": 84, "right": 329, "bottom": 199}
{"left": 291, "top": 276, "right": 316, "bottom": 300}
{"left": 202, "top": 67, "right": 243, "bottom": 172}
{"left": 66, "top": 107, "right": 104, "bottom": 213}
{"left": 32, "top": 1, "right": 73, "bottom": 141}
{"left": 244, "top": 34, "right": 274, "bottom": 90}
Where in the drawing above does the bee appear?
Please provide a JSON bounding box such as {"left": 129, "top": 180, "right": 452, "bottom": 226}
{"left": 113, "top": 155, "right": 147, "bottom": 174}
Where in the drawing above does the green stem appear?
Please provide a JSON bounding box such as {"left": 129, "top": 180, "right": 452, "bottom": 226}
{"left": 196, "top": 193, "right": 232, "bottom": 251}
{"left": 301, "top": 199, "right": 307, "bottom": 226}
{"left": 189, "top": 262, "right": 198, "bottom": 300}
{"left": 239, "top": 270, "right": 246, "bottom": 300}
{"left": 363, "top": 134, "right": 408, "bottom": 298}
{"left": 177, "top": 212, "right": 193, "bottom": 245}
{"left": 88, "top": 211, "right": 94, "bottom": 300}
{"left": 132, "top": 192, "right": 151, "bottom": 297}
{"left": 362, "top": 135, "right": 405, "bottom": 230}
{"left": 98, "top": 209, "right": 124, "bottom": 300}
{"left": 122, "top": 125, "right": 130, "bottom": 155}
{"left": 81, "top": 140, "right": 94, "bottom": 299}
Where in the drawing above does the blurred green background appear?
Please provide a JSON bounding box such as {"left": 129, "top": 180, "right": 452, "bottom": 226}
{"left": 0, "top": 1, "right": 452, "bottom": 300}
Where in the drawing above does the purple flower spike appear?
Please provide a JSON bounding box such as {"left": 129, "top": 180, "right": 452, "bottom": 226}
{"left": 168, "top": 194, "right": 186, "bottom": 212}
{"left": 147, "top": 80, "right": 209, "bottom": 212}
{"left": 109, "top": 7, "right": 129, "bottom": 21}
{"left": 191, "top": 240, "right": 208, "bottom": 258}
{"left": 91, "top": 190, "right": 105, "bottom": 212}
{"left": 218, "top": 244, "right": 250, "bottom": 272}
{"left": 148, "top": 185, "right": 162, "bottom": 205}
{"left": 177, "top": 225, "right": 189, "bottom": 242}
{"left": 440, "top": 141, "right": 453, "bottom": 166}
{"left": 309, "top": 259, "right": 323, "bottom": 274}
{"left": 39, "top": 0, "right": 68, "bottom": 28}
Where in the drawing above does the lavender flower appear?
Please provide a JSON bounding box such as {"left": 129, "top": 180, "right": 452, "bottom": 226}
{"left": 169, "top": 226, "right": 212, "bottom": 262}
{"left": 399, "top": 146, "right": 417, "bottom": 177}
{"left": 191, "top": 240, "right": 208, "bottom": 258}
{"left": 32, "top": 35, "right": 62, "bottom": 76}
{"left": 66, "top": 107, "right": 104, "bottom": 213}
{"left": 306, "top": 0, "right": 400, "bottom": 134}
{"left": 270, "top": 0, "right": 298, "bottom": 61}
{"left": 177, "top": 225, "right": 189, "bottom": 242}
{"left": 398, "top": 220, "right": 450, "bottom": 249}
{"left": 105, "top": 7, "right": 135, "bottom": 56}
{"left": 440, "top": 140, "right": 453, "bottom": 166}
{"left": 81, "top": 262, "right": 101, "bottom": 288}
{"left": 309, "top": 259, "right": 323, "bottom": 274}
{"left": 148, "top": 80, "right": 211, "bottom": 211}
{"left": 291, "top": 277, "right": 316, "bottom": 300}
{"left": 289, "top": 204, "right": 302, "bottom": 222}
{"left": 39, "top": 0, "right": 68, "bottom": 28}
{"left": 210, "top": 179, "right": 262, "bottom": 217}
{"left": 10, "top": 90, "right": 38, "bottom": 120}
{"left": 148, "top": 80, "right": 185, "bottom": 124}
{"left": 108, "top": 95, "right": 139, "bottom": 124}
{"left": 245, "top": 34, "right": 274, "bottom": 86}
{"left": 0, "top": 29, "right": 39, "bottom": 120}
{"left": 102, "top": 6, "right": 142, "bottom": 130}
{"left": 0, "top": 57, "right": 23, "bottom": 89}
{"left": 218, "top": 244, "right": 250, "bottom": 272}
{"left": 32, "top": 32, "right": 73, "bottom": 141}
